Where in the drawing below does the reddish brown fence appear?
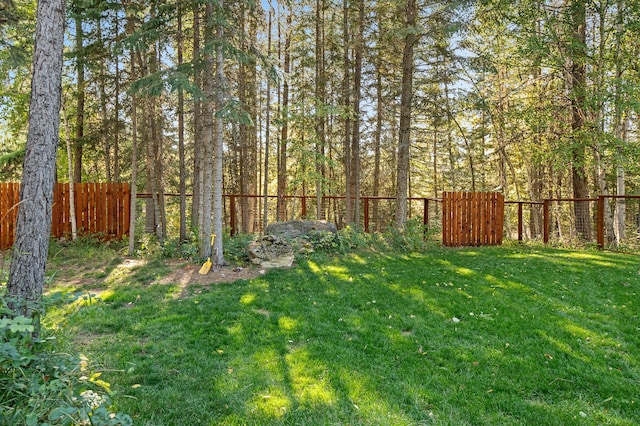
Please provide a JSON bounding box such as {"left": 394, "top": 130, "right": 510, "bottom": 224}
{"left": 442, "top": 192, "right": 504, "bottom": 246}
{"left": 0, "top": 182, "right": 130, "bottom": 250}
{"left": 0, "top": 183, "right": 21, "bottom": 251}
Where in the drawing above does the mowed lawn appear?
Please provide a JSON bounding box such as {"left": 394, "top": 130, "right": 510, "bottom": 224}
{"left": 47, "top": 244, "right": 640, "bottom": 425}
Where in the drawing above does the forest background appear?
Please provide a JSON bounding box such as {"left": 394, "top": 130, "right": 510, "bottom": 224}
{"left": 2, "top": 0, "right": 640, "bottom": 259}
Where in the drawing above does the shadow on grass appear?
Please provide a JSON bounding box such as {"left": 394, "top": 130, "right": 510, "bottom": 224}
{"left": 53, "top": 246, "right": 640, "bottom": 425}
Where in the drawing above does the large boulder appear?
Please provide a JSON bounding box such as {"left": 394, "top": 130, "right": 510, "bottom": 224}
{"left": 266, "top": 220, "right": 337, "bottom": 240}
{"left": 247, "top": 235, "right": 295, "bottom": 268}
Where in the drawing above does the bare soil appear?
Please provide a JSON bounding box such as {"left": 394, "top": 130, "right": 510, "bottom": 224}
{"left": 156, "top": 259, "right": 266, "bottom": 286}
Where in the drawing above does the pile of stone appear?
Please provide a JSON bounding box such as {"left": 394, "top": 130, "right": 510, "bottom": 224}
{"left": 247, "top": 220, "right": 337, "bottom": 268}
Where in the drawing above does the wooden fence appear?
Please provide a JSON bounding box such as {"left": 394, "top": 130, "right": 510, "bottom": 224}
{"left": 0, "top": 183, "right": 21, "bottom": 251}
{"left": 0, "top": 182, "right": 130, "bottom": 250}
{"left": 442, "top": 191, "right": 504, "bottom": 246}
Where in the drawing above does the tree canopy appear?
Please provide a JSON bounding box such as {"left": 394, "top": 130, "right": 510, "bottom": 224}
{"left": 1, "top": 0, "right": 639, "bottom": 249}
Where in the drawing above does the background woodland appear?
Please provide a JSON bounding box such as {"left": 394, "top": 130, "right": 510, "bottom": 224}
{"left": 2, "top": 0, "right": 640, "bottom": 252}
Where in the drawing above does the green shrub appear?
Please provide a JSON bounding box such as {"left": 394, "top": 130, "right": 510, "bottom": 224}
{"left": 223, "top": 232, "right": 254, "bottom": 264}
{"left": 336, "top": 225, "right": 374, "bottom": 252}
{"left": 384, "top": 217, "right": 437, "bottom": 252}
{"left": 0, "top": 294, "right": 131, "bottom": 425}
{"left": 306, "top": 230, "right": 341, "bottom": 253}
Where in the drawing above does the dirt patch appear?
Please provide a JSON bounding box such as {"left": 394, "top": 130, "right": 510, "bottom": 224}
{"left": 155, "top": 259, "right": 268, "bottom": 298}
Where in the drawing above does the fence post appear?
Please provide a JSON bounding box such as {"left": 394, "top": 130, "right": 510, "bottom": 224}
{"left": 543, "top": 199, "right": 549, "bottom": 244}
{"left": 423, "top": 199, "right": 428, "bottom": 234}
{"left": 301, "top": 196, "right": 307, "bottom": 218}
{"left": 517, "top": 202, "right": 523, "bottom": 242}
{"left": 230, "top": 195, "right": 237, "bottom": 236}
{"left": 363, "top": 198, "right": 369, "bottom": 232}
{"left": 597, "top": 196, "right": 604, "bottom": 249}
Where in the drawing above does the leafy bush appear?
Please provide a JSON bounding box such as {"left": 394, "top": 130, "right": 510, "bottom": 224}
{"left": 335, "top": 225, "right": 374, "bottom": 252}
{"left": 0, "top": 294, "right": 131, "bottom": 425}
{"left": 223, "top": 232, "right": 254, "bottom": 264}
{"left": 306, "top": 230, "right": 341, "bottom": 253}
{"left": 384, "top": 217, "right": 438, "bottom": 252}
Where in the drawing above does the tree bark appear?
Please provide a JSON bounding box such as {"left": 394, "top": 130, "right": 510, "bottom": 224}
{"left": 177, "top": 1, "right": 187, "bottom": 242}
{"left": 315, "top": 0, "right": 326, "bottom": 220}
{"left": 213, "top": 0, "right": 226, "bottom": 266}
{"left": 277, "top": 11, "right": 291, "bottom": 221}
{"left": 74, "top": 12, "right": 84, "bottom": 183}
{"left": 395, "top": 0, "right": 417, "bottom": 230}
{"left": 199, "top": 0, "right": 215, "bottom": 257}
{"left": 613, "top": 0, "right": 626, "bottom": 244}
{"left": 568, "top": 0, "right": 591, "bottom": 240}
{"left": 350, "top": 0, "right": 364, "bottom": 227}
{"left": 342, "top": 0, "right": 352, "bottom": 225}
{"left": 7, "top": 0, "right": 65, "bottom": 326}
{"left": 192, "top": 4, "right": 203, "bottom": 232}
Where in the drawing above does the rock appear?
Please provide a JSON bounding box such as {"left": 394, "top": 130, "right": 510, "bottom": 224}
{"left": 266, "top": 220, "right": 337, "bottom": 240}
{"left": 247, "top": 235, "right": 295, "bottom": 268}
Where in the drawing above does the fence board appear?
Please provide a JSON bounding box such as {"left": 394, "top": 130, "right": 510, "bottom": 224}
{"left": 0, "top": 183, "right": 129, "bottom": 249}
{"left": 443, "top": 192, "right": 504, "bottom": 247}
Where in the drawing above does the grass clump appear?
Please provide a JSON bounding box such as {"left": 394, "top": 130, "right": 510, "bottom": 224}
{"left": 43, "top": 243, "right": 640, "bottom": 425}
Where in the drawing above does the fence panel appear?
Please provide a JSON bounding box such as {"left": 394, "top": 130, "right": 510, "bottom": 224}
{"left": 442, "top": 192, "right": 504, "bottom": 247}
{"left": 0, "top": 182, "right": 129, "bottom": 249}
{"left": 0, "top": 183, "right": 20, "bottom": 250}
{"left": 599, "top": 196, "right": 640, "bottom": 250}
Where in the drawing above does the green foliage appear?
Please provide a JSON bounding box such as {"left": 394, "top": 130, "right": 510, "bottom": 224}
{"left": 385, "top": 217, "right": 438, "bottom": 252}
{"left": 0, "top": 292, "right": 132, "bottom": 425}
{"left": 223, "top": 232, "right": 254, "bottom": 264}
{"left": 334, "top": 225, "right": 374, "bottom": 252}
{"left": 306, "top": 230, "right": 341, "bottom": 253}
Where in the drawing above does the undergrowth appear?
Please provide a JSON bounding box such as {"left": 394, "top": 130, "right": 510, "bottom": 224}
{"left": 0, "top": 290, "right": 132, "bottom": 425}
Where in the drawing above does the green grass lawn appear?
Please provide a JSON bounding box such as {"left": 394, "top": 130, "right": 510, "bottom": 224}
{"left": 46, "top": 244, "right": 640, "bottom": 425}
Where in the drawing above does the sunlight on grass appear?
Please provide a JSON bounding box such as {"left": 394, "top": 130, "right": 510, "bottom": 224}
{"left": 286, "top": 347, "right": 338, "bottom": 407}
{"left": 248, "top": 387, "right": 291, "bottom": 419}
{"left": 339, "top": 368, "right": 415, "bottom": 425}
{"left": 307, "top": 261, "right": 322, "bottom": 274}
{"left": 453, "top": 266, "right": 476, "bottom": 276}
{"left": 278, "top": 316, "right": 298, "bottom": 331}
{"left": 323, "top": 264, "right": 352, "bottom": 280}
{"left": 240, "top": 292, "right": 256, "bottom": 305}
{"left": 536, "top": 329, "right": 592, "bottom": 363}
{"left": 47, "top": 245, "right": 640, "bottom": 425}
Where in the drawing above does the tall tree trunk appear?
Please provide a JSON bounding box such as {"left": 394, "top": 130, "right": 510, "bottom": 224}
{"left": 315, "top": 0, "right": 326, "bottom": 220}
{"left": 213, "top": 0, "right": 226, "bottom": 266}
{"left": 263, "top": 9, "right": 272, "bottom": 231}
{"left": 74, "top": 12, "right": 84, "bottom": 183}
{"left": 569, "top": 0, "right": 591, "bottom": 240}
{"left": 125, "top": 0, "right": 138, "bottom": 256}
{"left": 395, "top": 0, "right": 417, "bottom": 230}
{"left": 7, "top": 0, "right": 65, "bottom": 327}
{"left": 61, "top": 107, "right": 77, "bottom": 241}
{"left": 97, "top": 17, "right": 111, "bottom": 182}
{"left": 350, "top": 0, "right": 364, "bottom": 227}
{"left": 192, "top": 4, "right": 203, "bottom": 231}
{"left": 373, "top": 14, "right": 383, "bottom": 228}
{"left": 127, "top": 56, "right": 138, "bottom": 256}
{"left": 177, "top": 1, "right": 187, "bottom": 242}
{"left": 277, "top": 11, "right": 291, "bottom": 221}
{"left": 613, "top": 0, "right": 626, "bottom": 244}
{"left": 342, "top": 0, "right": 352, "bottom": 225}
{"left": 238, "top": 4, "right": 258, "bottom": 233}
{"left": 113, "top": 13, "right": 121, "bottom": 182}
{"left": 199, "top": 0, "right": 215, "bottom": 257}
{"left": 593, "top": 5, "right": 613, "bottom": 244}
